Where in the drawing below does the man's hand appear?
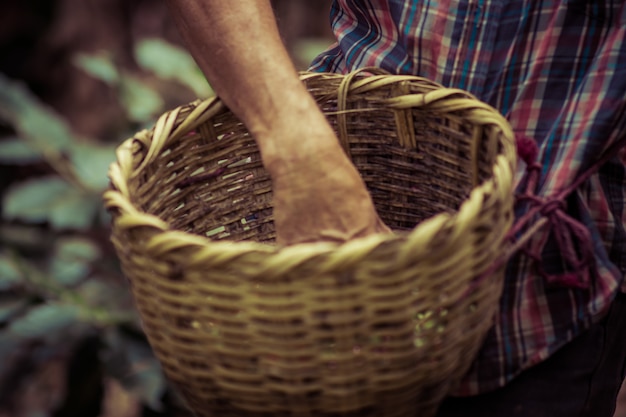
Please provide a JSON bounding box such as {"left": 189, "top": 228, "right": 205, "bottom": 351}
{"left": 261, "top": 121, "right": 391, "bottom": 246}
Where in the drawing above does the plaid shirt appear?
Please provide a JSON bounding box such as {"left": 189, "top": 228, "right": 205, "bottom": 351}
{"left": 310, "top": 0, "right": 626, "bottom": 395}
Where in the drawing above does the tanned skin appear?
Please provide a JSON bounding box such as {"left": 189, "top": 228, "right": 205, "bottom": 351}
{"left": 166, "top": 0, "right": 389, "bottom": 245}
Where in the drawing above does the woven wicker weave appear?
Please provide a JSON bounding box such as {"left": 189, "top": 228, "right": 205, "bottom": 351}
{"left": 104, "top": 69, "right": 517, "bottom": 417}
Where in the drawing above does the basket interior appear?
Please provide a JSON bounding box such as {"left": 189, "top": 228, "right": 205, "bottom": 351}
{"left": 130, "top": 84, "right": 499, "bottom": 243}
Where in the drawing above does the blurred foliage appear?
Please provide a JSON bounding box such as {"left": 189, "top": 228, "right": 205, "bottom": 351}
{"left": 292, "top": 38, "right": 333, "bottom": 68}
{"left": 0, "top": 37, "right": 212, "bottom": 417}
{"left": 0, "top": 25, "right": 329, "bottom": 415}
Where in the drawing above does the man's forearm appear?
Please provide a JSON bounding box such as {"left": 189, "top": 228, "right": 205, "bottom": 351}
{"left": 166, "top": 1, "right": 389, "bottom": 247}
{"left": 166, "top": 0, "right": 335, "bottom": 167}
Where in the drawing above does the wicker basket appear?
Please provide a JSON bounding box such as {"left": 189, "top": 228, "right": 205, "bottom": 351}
{"left": 104, "top": 69, "right": 516, "bottom": 417}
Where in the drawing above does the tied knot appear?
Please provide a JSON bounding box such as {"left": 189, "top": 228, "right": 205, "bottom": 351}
{"left": 513, "top": 194, "right": 594, "bottom": 289}
{"left": 509, "top": 137, "right": 596, "bottom": 289}
{"left": 539, "top": 199, "right": 565, "bottom": 217}
{"left": 471, "top": 134, "right": 626, "bottom": 295}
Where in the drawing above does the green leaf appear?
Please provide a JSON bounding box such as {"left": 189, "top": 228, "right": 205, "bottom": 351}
{"left": 0, "top": 137, "right": 42, "bottom": 164}
{"left": 3, "top": 177, "right": 100, "bottom": 230}
{"left": 104, "top": 332, "right": 166, "bottom": 410}
{"left": 293, "top": 38, "right": 333, "bottom": 66}
{"left": 0, "top": 253, "right": 22, "bottom": 290}
{"left": 135, "top": 38, "right": 213, "bottom": 97}
{"left": 48, "top": 191, "right": 100, "bottom": 231}
{"left": 3, "top": 177, "right": 73, "bottom": 222}
{"left": 69, "top": 142, "right": 116, "bottom": 191}
{"left": 119, "top": 76, "right": 164, "bottom": 123}
{"left": 50, "top": 237, "right": 101, "bottom": 286}
{"left": 129, "top": 355, "right": 166, "bottom": 411}
{"left": 8, "top": 303, "right": 82, "bottom": 339}
{"left": 0, "top": 298, "right": 29, "bottom": 323}
{"left": 77, "top": 279, "right": 114, "bottom": 308}
{"left": 0, "top": 73, "right": 76, "bottom": 153}
{"left": 50, "top": 259, "right": 86, "bottom": 287}
{"left": 73, "top": 52, "right": 120, "bottom": 85}
{"left": 56, "top": 237, "right": 101, "bottom": 261}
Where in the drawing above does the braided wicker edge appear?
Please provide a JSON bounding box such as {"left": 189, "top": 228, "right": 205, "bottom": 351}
{"left": 104, "top": 70, "right": 517, "bottom": 274}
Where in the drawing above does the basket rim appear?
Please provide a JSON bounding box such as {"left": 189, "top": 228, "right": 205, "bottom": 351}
{"left": 104, "top": 71, "right": 517, "bottom": 269}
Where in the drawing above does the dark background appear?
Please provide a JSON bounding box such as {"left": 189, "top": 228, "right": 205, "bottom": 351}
{"left": 0, "top": 1, "right": 331, "bottom": 416}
